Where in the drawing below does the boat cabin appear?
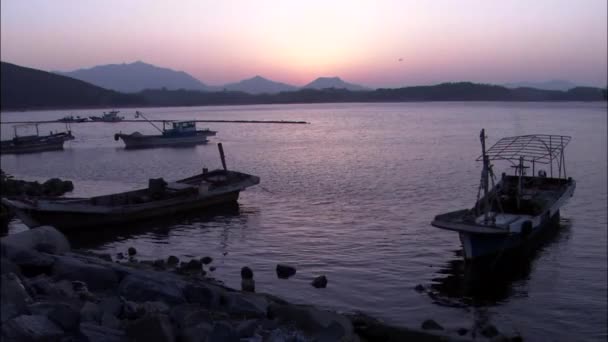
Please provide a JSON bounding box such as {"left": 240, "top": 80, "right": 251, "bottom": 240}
{"left": 162, "top": 121, "right": 197, "bottom": 136}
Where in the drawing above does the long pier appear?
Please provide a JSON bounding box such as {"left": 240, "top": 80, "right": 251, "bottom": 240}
{"left": 0, "top": 119, "right": 309, "bottom": 125}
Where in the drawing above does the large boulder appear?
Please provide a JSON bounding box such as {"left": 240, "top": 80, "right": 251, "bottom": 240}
{"left": 80, "top": 322, "right": 128, "bottom": 342}
{"left": 207, "top": 321, "right": 238, "bottom": 342}
{"left": 28, "top": 301, "right": 80, "bottom": 332}
{"left": 4, "top": 248, "right": 55, "bottom": 277}
{"left": 118, "top": 274, "right": 185, "bottom": 305}
{"left": 126, "top": 314, "right": 175, "bottom": 342}
{"left": 269, "top": 304, "right": 356, "bottom": 341}
{"left": 0, "top": 273, "right": 31, "bottom": 322}
{"left": 226, "top": 293, "right": 268, "bottom": 318}
{"left": 182, "top": 283, "right": 220, "bottom": 308}
{"left": 52, "top": 256, "right": 119, "bottom": 291}
{"left": 1, "top": 226, "right": 70, "bottom": 255}
{"left": 1, "top": 314, "right": 64, "bottom": 341}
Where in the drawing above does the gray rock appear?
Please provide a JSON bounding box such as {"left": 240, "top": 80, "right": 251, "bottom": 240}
{"left": 481, "top": 324, "right": 499, "bottom": 338}
{"left": 28, "top": 301, "right": 80, "bottom": 331}
{"left": 0, "top": 225, "right": 70, "bottom": 255}
{"left": 126, "top": 314, "right": 175, "bottom": 342}
{"left": 99, "top": 296, "right": 123, "bottom": 317}
{"left": 0, "top": 257, "right": 20, "bottom": 275}
{"left": 170, "top": 304, "right": 214, "bottom": 330}
{"left": 80, "top": 322, "right": 128, "bottom": 342}
{"left": 1, "top": 273, "right": 31, "bottom": 322}
{"left": 117, "top": 252, "right": 125, "bottom": 260}
{"left": 180, "top": 322, "right": 213, "bottom": 342}
{"left": 421, "top": 319, "right": 443, "bottom": 330}
{"left": 52, "top": 256, "right": 119, "bottom": 291}
{"left": 269, "top": 304, "right": 355, "bottom": 339}
{"left": 227, "top": 293, "right": 268, "bottom": 317}
{"left": 241, "top": 278, "right": 255, "bottom": 292}
{"left": 118, "top": 274, "right": 185, "bottom": 305}
{"left": 311, "top": 275, "right": 328, "bottom": 288}
{"left": 81, "top": 301, "right": 103, "bottom": 323}
{"left": 236, "top": 319, "right": 259, "bottom": 338}
{"left": 209, "top": 266, "right": 216, "bottom": 272}
{"left": 200, "top": 256, "right": 213, "bottom": 265}
{"left": 414, "top": 284, "right": 425, "bottom": 292}
{"left": 182, "top": 283, "right": 219, "bottom": 307}
{"left": 5, "top": 247, "right": 55, "bottom": 277}
{"left": 1, "top": 314, "right": 64, "bottom": 341}
{"left": 241, "top": 266, "right": 254, "bottom": 280}
{"left": 167, "top": 255, "right": 179, "bottom": 266}
{"left": 182, "top": 259, "right": 202, "bottom": 272}
{"left": 207, "top": 321, "right": 238, "bottom": 342}
{"left": 275, "top": 264, "right": 296, "bottom": 279}
{"left": 139, "top": 301, "right": 170, "bottom": 315}
{"left": 101, "top": 312, "right": 122, "bottom": 329}
{"left": 127, "top": 247, "right": 137, "bottom": 256}
{"left": 153, "top": 259, "right": 166, "bottom": 268}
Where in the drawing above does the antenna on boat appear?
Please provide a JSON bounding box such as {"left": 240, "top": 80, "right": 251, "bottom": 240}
{"left": 218, "top": 143, "right": 227, "bottom": 171}
{"left": 135, "top": 111, "right": 164, "bottom": 134}
{"left": 480, "top": 129, "right": 490, "bottom": 223}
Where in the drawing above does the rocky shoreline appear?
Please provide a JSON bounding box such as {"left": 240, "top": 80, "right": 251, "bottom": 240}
{"left": 1, "top": 227, "right": 520, "bottom": 341}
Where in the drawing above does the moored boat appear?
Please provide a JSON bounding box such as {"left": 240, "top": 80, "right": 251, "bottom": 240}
{"left": 431, "top": 130, "right": 576, "bottom": 261}
{"left": 114, "top": 111, "right": 216, "bottom": 149}
{"left": 58, "top": 115, "right": 88, "bottom": 123}
{"left": 0, "top": 124, "right": 75, "bottom": 155}
{"left": 1, "top": 144, "right": 259, "bottom": 231}
{"left": 90, "top": 110, "right": 124, "bottom": 122}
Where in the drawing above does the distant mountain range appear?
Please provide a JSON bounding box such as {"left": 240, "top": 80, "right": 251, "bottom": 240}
{"left": 222, "top": 75, "right": 297, "bottom": 94}
{"left": 55, "top": 61, "right": 369, "bottom": 94}
{"left": 2, "top": 61, "right": 605, "bottom": 110}
{"left": 304, "top": 77, "right": 368, "bottom": 91}
{"left": 55, "top": 61, "right": 210, "bottom": 93}
{"left": 1, "top": 62, "right": 142, "bottom": 110}
{"left": 503, "top": 80, "right": 581, "bottom": 91}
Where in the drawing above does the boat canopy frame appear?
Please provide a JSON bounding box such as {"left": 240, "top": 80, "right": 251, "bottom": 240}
{"left": 476, "top": 134, "right": 571, "bottom": 179}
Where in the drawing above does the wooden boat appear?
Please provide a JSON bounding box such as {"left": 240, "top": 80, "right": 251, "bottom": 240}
{"left": 114, "top": 111, "right": 216, "bottom": 149}
{"left": 0, "top": 124, "right": 74, "bottom": 155}
{"left": 58, "top": 115, "right": 88, "bottom": 123}
{"left": 1, "top": 144, "right": 259, "bottom": 231}
{"left": 431, "top": 130, "right": 576, "bottom": 261}
{"left": 90, "top": 110, "right": 124, "bottom": 122}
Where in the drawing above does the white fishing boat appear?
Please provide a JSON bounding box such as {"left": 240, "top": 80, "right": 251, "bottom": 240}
{"left": 431, "top": 129, "right": 576, "bottom": 261}
{"left": 114, "top": 111, "right": 216, "bottom": 149}
{"left": 89, "top": 110, "right": 124, "bottom": 122}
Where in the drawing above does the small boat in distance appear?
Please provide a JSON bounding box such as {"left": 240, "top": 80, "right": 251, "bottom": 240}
{"left": 89, "top": 110, "right": 124, "bottom": 122}
{"left": 58, "top": 115, "right": 88, "bottom": 123}
{"left": 431, "top": 130, "right": 575, "bottom": 261}
{"left": 114, "top": 111, "right": 216, "bottom": 149}
{"left": 2, "top": 143, "right": 259, "bottom": 231}
{"left": 0, "top": 124, "right": 74, "bottom": 155}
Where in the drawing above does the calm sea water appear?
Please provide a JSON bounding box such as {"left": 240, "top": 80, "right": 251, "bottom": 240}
{"left": 1, "top": 102, "right": 606, "bottom": 341}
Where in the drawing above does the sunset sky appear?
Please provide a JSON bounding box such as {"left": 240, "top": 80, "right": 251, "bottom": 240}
{"left": 1, "top": 0, "right": 606, "bottom": 87}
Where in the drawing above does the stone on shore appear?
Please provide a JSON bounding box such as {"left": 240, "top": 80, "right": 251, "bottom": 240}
{"left": 80, "top": 322, "right": 128, "bottom": 342}
{"left": 311, "top": 275, "right": 328, "bottom": 288}
{"left": 28, "top": 301, "right": 80, "bottom": 331}
{"left": 275, "top": 264, "right": 296, "bottom": 279}
{"left": 227, "top": 293, "right": 269, "bottom": 317}
{"left": 241, "top": 278, "right": 255, "bottom": 292}
{"left": 421, "top": 319, "right": 444, "bottom": 330}
{"left": 1, "top": 225, "right": 70, "bottom": 255}
{"left": 118, "top": 274, "right": 185, "bottom": 305}
{"left": 241, "top": 266, "right": 254, "bottom": 280}
{"left": 167, "top": 255, "right": 179, "bottom": 266}
{"left": 81, "top": 301, "right": 103, "bottom": 323}
{"left": 201, "top": 256, "right": 213, "bottom": 265}
{"left": 268, "top": 303, "right": 355, "bottom": 341}
{"left": 207, "top": 321, "right": 238, "bottom": 342}
{"left": 128, "top": 247, "right": 137, "bottom": 256}
{"left": 52, "top": 256, "right": 119, "bottom": 291}
{"left": 1, "top": 273, "right": 31, "bottom": 322}
{"left": 1, "top": 314, "right": 64, "bottom": 341}
{"left": 182, "top": 283, "right": 220, "bottom": 308}
{"left": 126, "top": 314, "right": 175, "bottom": 342}
{"left": 481, "top": 324, "right": 499, "bottom": 338}
{"left": 4, "top": 247, "right": 56, "bottom": 277}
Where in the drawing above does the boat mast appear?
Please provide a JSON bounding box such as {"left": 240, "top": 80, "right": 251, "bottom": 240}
{"left": 135, "top": 111, "right": 164, "bottom": 133}
{"left": 480, "top": 129, "right": 490, "bottom": 223}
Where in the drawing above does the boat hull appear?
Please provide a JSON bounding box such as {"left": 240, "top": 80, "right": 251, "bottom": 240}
{"left": 11, "top": 191, "right": 240, "bottom": 231}
{"left": 116, "top": 133, "right": 210, "bottom": 149}
{"left": 1, "top": 133, "right": 73, "bottom": 155}
{"left": 458, "top": 211, "right": 560, "bottom": 260}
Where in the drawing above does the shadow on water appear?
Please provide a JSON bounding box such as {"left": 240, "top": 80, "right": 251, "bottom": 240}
{"left": 427, "top": 218, "right": 572, "bottom": 308}
{"left": 67, "top": 202, "right": 245, "bottom": 249}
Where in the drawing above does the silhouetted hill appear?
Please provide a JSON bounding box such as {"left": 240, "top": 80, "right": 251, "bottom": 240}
{"left": 1, "top": 62, "right": 143, "bottom": 110}
{"left": 304, "top": 77, "right": 368, "bottom": 91}
{"left": 504, "top": 80, "right": 580, "bottom": 91}
{"left": 223, "top": 76, "right": 297, "bottom": 94}
{"left": 56, "top": 61, "right": 209, "bottom": 93}
{"left": 139, "top": 82, "right": 606, "bottom": 106}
